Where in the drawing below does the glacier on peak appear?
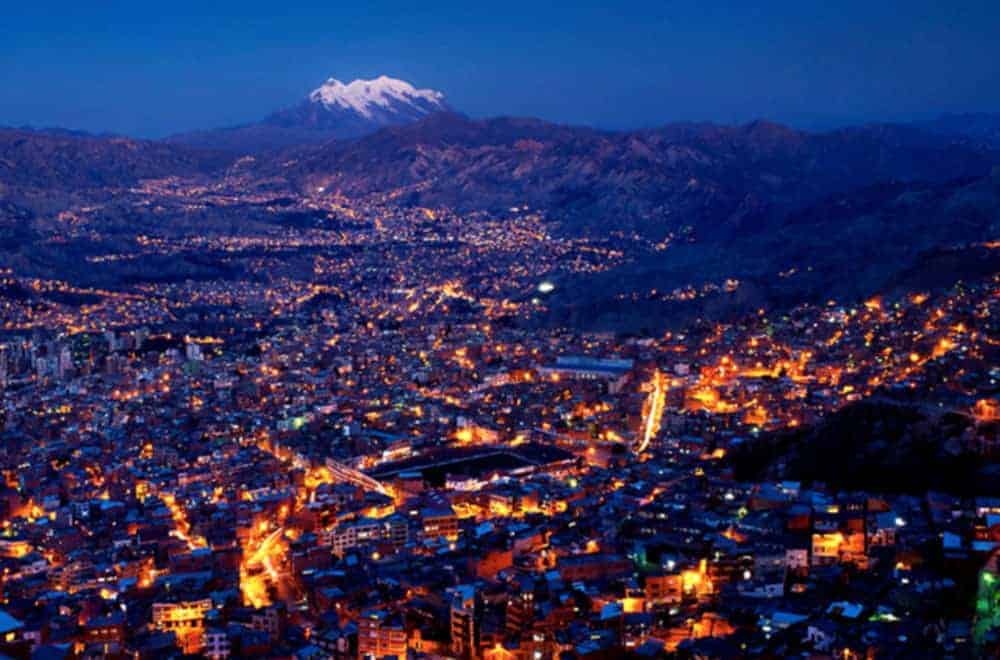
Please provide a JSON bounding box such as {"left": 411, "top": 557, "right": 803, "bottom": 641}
{"left": 308, "top": 76, "right": 446, "bottom": 119}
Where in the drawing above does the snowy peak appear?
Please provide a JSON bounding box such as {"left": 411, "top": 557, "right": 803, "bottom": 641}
{"left": 169, "top": 75, "right": 452, "bottom": 152}
{"left": 260, "top": 74, "right": 450, "bottom": 137}
{"left": 308, "top": 76, "right": 446, "bottom": 119}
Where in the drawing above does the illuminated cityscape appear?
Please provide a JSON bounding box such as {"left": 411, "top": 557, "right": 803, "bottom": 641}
{"left": 0, "top": 170, "right": 996, "bottom": 657}
{"left": 2, "top": 3, "right": 1000, "bottom": 657}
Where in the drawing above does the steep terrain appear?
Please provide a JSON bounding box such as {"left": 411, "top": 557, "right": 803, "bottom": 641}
{"left": 545, "top": 173, "right": 1000, "bottom": 331}
{"left": 0, "top": 127, "right": 233, "bottom": 216}
{"left": 730, "top": 399, "right": 998, "bottom": 496}
{"left": 258, "top": 113, "right": 1000, "bottom": 238}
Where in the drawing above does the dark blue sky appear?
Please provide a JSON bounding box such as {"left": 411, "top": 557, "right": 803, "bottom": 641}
{"left": 3, "top": 0, "right": 999, "bottom": 137}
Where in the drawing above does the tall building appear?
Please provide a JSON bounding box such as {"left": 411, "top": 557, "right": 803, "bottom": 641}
{"left": 357, "top": 609, "right": 406, "bottom": 660}
{"left": 152, "top": 599, "right": 212, "bottom": 655}
{"left": 185, "top": 341, "right": 204, "bottom": 362}
{"left": 505, "top": 577, "right": 536, "bottom": 635}
{"left": 450, "top": 584, "right": 480, "bottom": 660}
{"left": 57, "top": 346, "right": 73, "bottom": 380}
{"left": 204, "top": 628, "right": 231, "bottom": 659}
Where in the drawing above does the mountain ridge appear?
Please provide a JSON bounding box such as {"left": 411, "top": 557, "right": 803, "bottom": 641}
{"left": 250, "top": 112, "right": 1000, "bottom": 238}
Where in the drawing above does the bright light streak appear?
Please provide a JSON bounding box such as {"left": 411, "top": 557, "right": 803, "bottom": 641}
{"left": 638, "top": 369, "right": 666, "bottom": 453}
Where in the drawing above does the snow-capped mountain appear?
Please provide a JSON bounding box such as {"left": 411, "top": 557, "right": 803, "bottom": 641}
{"left": 168, "top": 75, "right": 450, "bottom": 153}
{"left": 306, "top": 76, "right": 446, "bottom": 121}
{"left": 267, "top": 76, "right": 448, "bottom": 134}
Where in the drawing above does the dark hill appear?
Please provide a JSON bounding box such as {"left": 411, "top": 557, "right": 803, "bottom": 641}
{"left": 0, "top": 128, "right": 231, "bottom": 190}
{"left": 730, "top": 399, "right": 997, "bottom": 496}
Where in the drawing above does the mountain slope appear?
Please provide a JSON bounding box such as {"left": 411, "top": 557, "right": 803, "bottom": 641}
{"left": 0, "top": 128, "right": 233, "bottom": 216}
{"left": 0, "top": 128, "right": 229, "bottom": 190}
{"left": 544, "top": 172, "right": 1000, "bottom": 331}
{"left": 256, "top": 113, "right": 1000, "bottom": 238}
{"left": 169, "top": 76, "right": 449, "bottom": 153}
{"left": 912, "top": 113, "right": 1000, "bottom": 148}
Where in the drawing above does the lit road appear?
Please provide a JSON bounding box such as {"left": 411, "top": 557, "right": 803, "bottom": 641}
{"left": 638, "top": 369, "right": 666, "bottom": 454}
